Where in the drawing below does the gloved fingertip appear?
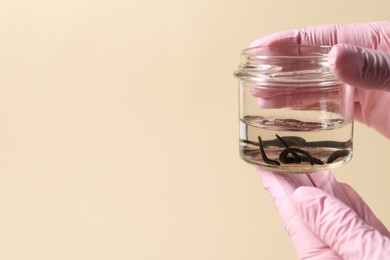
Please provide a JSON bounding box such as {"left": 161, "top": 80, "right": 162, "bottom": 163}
{"left": 256, "top": 168, "right": 272, "bottom": 177}
{"left": 328, "top": 44, "right": 364, "bottom": 83}
{"left": 249, "top": 39, "right": 265, "bottom": 48}
{"left": 249, "top": 30, "right": 301, "bottom": 47}
{"left": 329, "top": 44, "right": 390, "bottom": 91}
{"left": 256, "top": 169, "right": 275, "bottom": 187}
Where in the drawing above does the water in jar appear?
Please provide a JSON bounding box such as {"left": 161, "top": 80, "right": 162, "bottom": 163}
{"left": 240, "top": 110, "right": 353, "bottom": 173}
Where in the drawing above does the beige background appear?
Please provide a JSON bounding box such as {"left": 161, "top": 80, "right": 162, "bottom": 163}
{"left": 0, "top": 0, "right": 389, "bottom": 259}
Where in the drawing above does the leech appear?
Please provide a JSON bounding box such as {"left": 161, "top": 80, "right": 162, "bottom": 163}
{"left": 275, "top": 134, "right": 289, "bottom": 148}
{"left": 327, "top": 150, "right": 350, "bottom": 164}
{"left": 277, "top": 134, "right": 324, "bottom": 165}
{"left": 298, "top": 156, "right": 324, "bottom": 165}
{"left": 276, "top": 134, "right": 306, "bottom": 164}
{"left": 258, "top": 136, "right": 280, "bottom": 166}
{"left": 252, "top": 134, "right": 344, "bottom": 166}
{"left": 241, "top": 139, "right": 259, "bottom": 146}
{"left": 280, "top": 156, "right": 302, "bottom": 164}
{"left": 279, "top": 148, "right": 314, "bottom": 165}
{"left": 312, "top": 157, "right": 325, "bottom": 165}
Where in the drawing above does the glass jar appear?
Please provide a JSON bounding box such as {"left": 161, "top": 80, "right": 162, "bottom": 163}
{"left": 234, "top": 45, "right": 354, "bottom": 173}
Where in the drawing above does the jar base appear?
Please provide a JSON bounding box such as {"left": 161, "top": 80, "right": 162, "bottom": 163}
{"left": 240, "top": 149, "right": 353, "bottom": 173}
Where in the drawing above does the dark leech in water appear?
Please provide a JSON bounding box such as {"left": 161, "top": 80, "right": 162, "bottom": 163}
{"left": 276, "top": 134, "right": 302, "bottom": 163}
{"left": 279, "top": 147, "right": 315, "bottom": 165}
{"left": 258, "top": 136, "right": 280, "bottom": 166}
{"left": 326, "top": 149, "right": 350, "bottom": 164}
{"left": 276, "top": 134, "right": 324, "bottom": 165}
{"left": 250, "top": 134, "right": 349, "bottom": 167}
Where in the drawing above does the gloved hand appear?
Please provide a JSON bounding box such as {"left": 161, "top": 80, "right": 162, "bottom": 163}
{"left": 250, "top": 22, "right": 390, "bottom": 138}
{"left": 258, "top": 170, "right": 390, "bottom": 259}
{"left": 251, "top": 22, "right": 390, "bottom": 258}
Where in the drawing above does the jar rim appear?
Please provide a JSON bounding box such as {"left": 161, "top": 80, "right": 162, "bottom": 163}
{"left": 241, "top": 44, "right": 332, "bottom": 59}
{"left": 234, "top": 44, "right": 342, "bottom": 86}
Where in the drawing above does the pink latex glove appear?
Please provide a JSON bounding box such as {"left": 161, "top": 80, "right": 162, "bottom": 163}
{"left": 251, "top": 22, "right": 390, "bottom": 259}
{"left": 258, "top": 170, "right": 390, "bottom": 259}
{"left": 251, "top": 22, "right": 390, "bottom": 138}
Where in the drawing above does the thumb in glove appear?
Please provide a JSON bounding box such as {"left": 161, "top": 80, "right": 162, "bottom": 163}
{"left": 329, "top": 44, "right": 390, "bottom": 137}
